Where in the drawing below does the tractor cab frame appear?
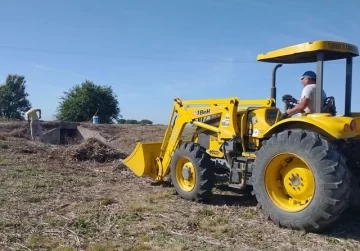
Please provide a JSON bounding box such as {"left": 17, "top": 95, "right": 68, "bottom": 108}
{"left": 257, "top": 40, "right": 359, "bottom": 116}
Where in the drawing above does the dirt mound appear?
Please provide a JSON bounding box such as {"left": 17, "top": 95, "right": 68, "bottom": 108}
{"left": 0, "top": 139, "right": 49, "bottom": 158}
{"left": 0, "top": 121, "right": 61, "bottom": 140}
{"left": 8, "top": 127, "right": 31, "bottom": 139}
{"left": 0, "top": 121, "right": 28, "bottom": 133}
{"left": 64, "top": 137, "right": 127, "bottom": 163}
{"left": 79, "top": 123, "right": 124, "bottom": 140}
{"left": 0, "top": 125, "right": 30, "bottom": 140}
{"left": 0, "top": 123, "right": 194, "bottom": 167}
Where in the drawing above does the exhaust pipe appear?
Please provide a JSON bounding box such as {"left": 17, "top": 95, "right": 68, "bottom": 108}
{"left": 271, "top": 63, "right": 283, "bottom": 106}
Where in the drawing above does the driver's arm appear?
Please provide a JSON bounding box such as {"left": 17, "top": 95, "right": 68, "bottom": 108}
{"left": 286, "top": 98, "right": 310, "bottom": 115}
{"left": 286, "top": 86, "right": 312, "bottom": 115}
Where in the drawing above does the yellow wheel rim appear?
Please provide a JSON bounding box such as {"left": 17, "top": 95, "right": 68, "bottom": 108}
{"left": 175, "top": 157, "right": 196, "bottom": 192}
{"left": 264, "top": 153, "right": 315, "bottom": 212}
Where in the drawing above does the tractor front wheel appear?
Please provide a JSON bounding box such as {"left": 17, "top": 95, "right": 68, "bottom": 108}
{"left": 251, "top": 129, "right": 351, "bottom": 232}
{"left": 170, "top": 142, "right": 216, "bottom": 202}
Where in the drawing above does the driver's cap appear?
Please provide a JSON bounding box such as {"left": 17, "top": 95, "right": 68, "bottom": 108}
{"left": 300, "top": 70, "right": 316, "bottom": 80}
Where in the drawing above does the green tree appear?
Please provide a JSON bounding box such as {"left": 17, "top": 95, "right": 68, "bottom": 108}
{"left": 0, "top": 74, "right": 32, "bottom": 120}
{"left": 140, "top": 119, "right": 153, "bottom": 125}
{"left": 117, "top": 118, "right": 126, "bottom": 124}
{"left": 125, "top": 119, "right": 138, "bottom": 124}
{"left": 55, "top": 80, "right": 121, "bottom": 123}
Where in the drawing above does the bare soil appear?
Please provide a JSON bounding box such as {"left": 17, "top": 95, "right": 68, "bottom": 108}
{"left": 0, "top": 122, "right": 360, "bottom": 251}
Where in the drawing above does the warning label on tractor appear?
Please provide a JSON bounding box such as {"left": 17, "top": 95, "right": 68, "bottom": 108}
{"left": 221, "top": 114, "right": 230, "bottom": 127}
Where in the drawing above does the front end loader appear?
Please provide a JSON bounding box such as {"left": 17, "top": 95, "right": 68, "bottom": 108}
{"left": 122, "top": 40, "right": 360, "bottom": 232}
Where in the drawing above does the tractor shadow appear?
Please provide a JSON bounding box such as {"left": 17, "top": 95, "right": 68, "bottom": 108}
{"left": 151, "top": 180, "right": 257, "bottom": 207}
{"left": 151, "top": 179, "right": 360, "bottom": 240}
{"left": 209, "top": 183, "right": 258, "bottom": 207}
{"left": 317, "top": 210, "right": 360, "bottom": 241}
{"left": 150, "top": 180, "right": 173, "bottom": 187}
{"left": 212, "top": 184, "right": 360, "bottom": 242}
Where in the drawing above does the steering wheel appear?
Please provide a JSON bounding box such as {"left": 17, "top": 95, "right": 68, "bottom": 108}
{"left": 282, "top": 94, "right": 298, "bottom": 110}
{"left": 280, "top": 94, "right": 307, "bottom": 119}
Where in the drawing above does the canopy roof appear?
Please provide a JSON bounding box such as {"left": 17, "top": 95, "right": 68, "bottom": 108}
{"left": 257, "top": 40, "right": 359, "bottom": 64}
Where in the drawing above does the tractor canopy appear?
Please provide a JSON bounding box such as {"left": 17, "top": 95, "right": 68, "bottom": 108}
{"left": 256, "top": 40, "right": 359, "bottom": 63}
{"left": 256, "top": 40, "right": 359, "bottom": 116}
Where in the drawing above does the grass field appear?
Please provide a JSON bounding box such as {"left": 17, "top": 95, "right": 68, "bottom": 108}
{"left": 0, "top": 122, "right": 360, "bottom": 251}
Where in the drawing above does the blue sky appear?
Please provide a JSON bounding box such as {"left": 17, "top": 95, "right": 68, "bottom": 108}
{"left": 0, "top": 0, "right": 359, "bottom": 124}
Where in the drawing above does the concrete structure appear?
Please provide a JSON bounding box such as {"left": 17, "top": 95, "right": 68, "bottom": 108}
{"left": 41, "top": 122, "right": 90, "bottom": 144}
{"left": 41, "top": 127, "right": 62, "bottom": 144}
{"left": 76, "top": 126, "right": 107, "bottom": 144}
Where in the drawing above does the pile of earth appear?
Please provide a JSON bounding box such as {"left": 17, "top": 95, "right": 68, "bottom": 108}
{"left": 1, "top": 136, "right": 128, "bottom": 166}
{"left": 63, "top": 137, "right": 128, "bottom": 163}
{"left": 0, "top": 122, "right": 172, "bottom": 171}
{"left": 0, "top": 121, "right": 61, "bottom": 140}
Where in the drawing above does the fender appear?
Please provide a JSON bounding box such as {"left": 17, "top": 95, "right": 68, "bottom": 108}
{"left": 263, "top": 114, "right": 357, "bottom": 140}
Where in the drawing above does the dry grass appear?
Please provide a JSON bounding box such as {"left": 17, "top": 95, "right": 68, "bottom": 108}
{"left": 0, "top": 123, "right": 360, "bottom": 250}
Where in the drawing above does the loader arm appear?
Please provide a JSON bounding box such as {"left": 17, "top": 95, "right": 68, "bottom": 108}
{"left": 122, "top": 97, "right": 275, "bottom": 181}
{"left": 156, "top": 97, "right": 241, "bottom": 179}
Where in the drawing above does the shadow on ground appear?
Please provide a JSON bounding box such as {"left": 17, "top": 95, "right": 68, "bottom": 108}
{"left": 210, "top": 183, "right": 257, "bottom": 207}
{"left": 151, "top": 178, "right": 360, "bottom": 242}
{"left": 318, "top": 210, "right": 360, "bottom": 242}
{"left": 210, "top": 193, "right": 257, "bottom": 207}
{"left": 150, "top": 180, "right": 257, "bottom": 207}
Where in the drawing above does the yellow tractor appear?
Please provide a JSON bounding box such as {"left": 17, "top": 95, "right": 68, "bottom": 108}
{"left": 123, "top": 40, "right": 360, "bottom": 232}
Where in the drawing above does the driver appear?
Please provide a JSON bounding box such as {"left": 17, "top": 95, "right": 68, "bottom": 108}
{"left": 281, "top": 70, "right": 326, "bottom": 119}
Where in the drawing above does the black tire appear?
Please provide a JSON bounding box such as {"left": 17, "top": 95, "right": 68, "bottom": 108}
{"left": 170, "top": 142, "right": 216, "bottom": 202}
{"left": 251, "top": 129, "right": 351, "bottom": 232}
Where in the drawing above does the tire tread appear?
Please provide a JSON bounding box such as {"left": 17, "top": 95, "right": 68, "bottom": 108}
{"left": 170, "top": 142, "right": 216, "bottom": 202}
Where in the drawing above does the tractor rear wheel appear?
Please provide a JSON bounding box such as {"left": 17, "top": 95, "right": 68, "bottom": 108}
{"left": 251, "top": 129, "right": 351, "bottom": 232}
{"left": 170, "top": 142, "right": 216, "bottom": 202}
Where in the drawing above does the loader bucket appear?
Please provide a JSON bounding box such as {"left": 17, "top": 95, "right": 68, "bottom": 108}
{"left": 122, "top": 142, "right": 162, "bottom": 180}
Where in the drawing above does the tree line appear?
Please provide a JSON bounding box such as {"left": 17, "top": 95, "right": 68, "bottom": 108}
{"left": 0, "top": 74, "right": 153, "bottom": 125}
{"left": 117, "top": 119, "right": 153, "bottom": 125}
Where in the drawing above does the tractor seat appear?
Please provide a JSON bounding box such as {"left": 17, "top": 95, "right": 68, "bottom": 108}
{"left": 321, "top": 96, "right": 336, "bottom": 116}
